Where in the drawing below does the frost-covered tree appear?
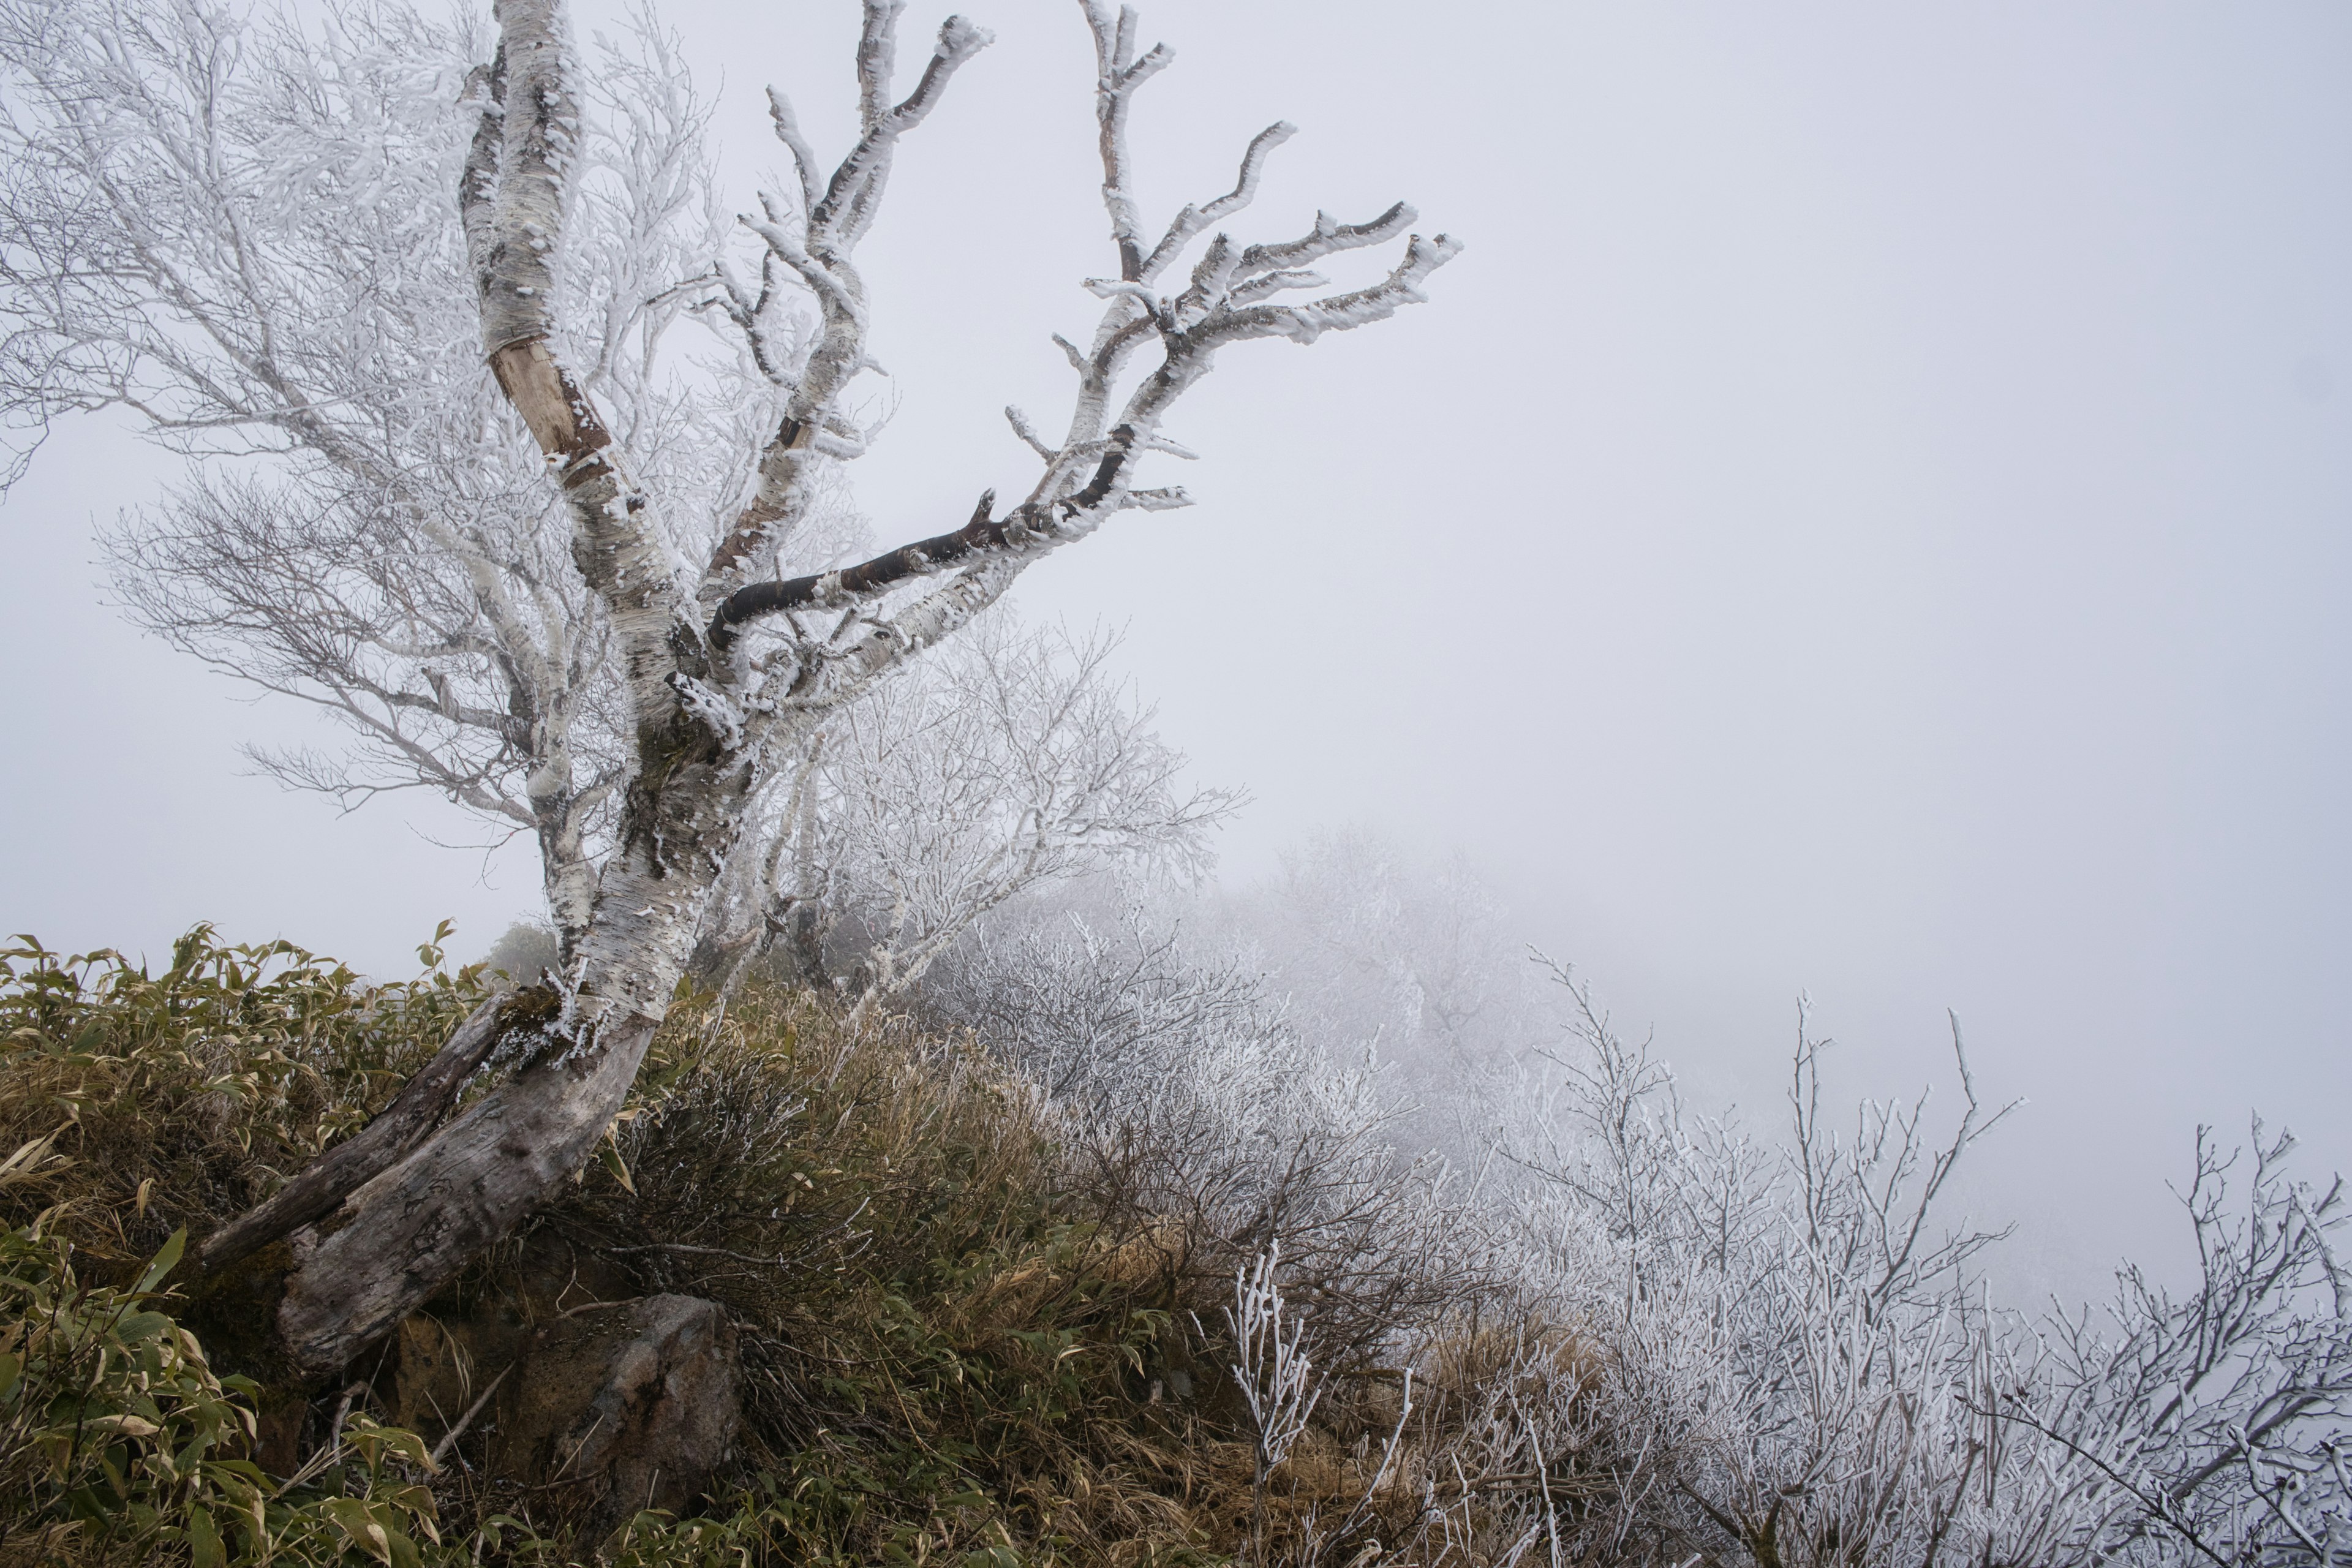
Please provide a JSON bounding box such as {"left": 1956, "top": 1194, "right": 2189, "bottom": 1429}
{"left": 918, "top": 888, "right": 1487, "bottom": 1364}
{"left": 1207, "top": 830, "right": 1546, "bottom": 1164}
{"left": 0, "top": 0, "right": 1455, "bottom": 1374}
{"left": 1, "top": 0, "right": 875, "bottom": 958}
{"left": 1484, "top": 971, "right": 2352, "bottom": 1567}
{"left": 1237, "top": 831, "right": 1544, "bottom": 1063}
{"left": 700, "top": 612, "right": 1238, "bottom": 1008}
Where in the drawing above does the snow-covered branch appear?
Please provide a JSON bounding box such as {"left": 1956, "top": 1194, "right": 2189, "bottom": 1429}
{"left": 702, "top": 3, "right": 990, "bottom": 591}
{"left": 708, "top": 2, "right": 1456, "bottom": 649}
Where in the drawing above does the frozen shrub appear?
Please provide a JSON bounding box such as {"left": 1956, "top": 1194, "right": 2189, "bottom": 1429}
{"left": 922, "top": 892, "right": 1499, "bottom": 1370}
{"left": 1483, "top": 963, "right": 2352, "bottom": 1567}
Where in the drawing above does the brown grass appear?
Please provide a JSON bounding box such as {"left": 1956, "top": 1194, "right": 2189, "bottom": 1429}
{"left": 1, "top": 926, "right": 1595, "bottom": 1566}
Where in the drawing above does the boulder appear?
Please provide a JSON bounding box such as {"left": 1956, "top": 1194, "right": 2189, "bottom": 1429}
{"left": 497, "top": 1293, "right": 742, "bottom": 1545}
{"left": 394, "top": 1280, "right": 742, "bottom": 1551}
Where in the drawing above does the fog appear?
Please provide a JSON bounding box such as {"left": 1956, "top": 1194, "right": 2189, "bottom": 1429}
{"left": 4, "top": 0, "right": 2348, "bottom": 1304}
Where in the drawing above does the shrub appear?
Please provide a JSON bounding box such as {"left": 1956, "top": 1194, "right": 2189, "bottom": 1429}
{"left": 0, "top": 925, "right": 1535, "bottom": 1565}
{"left": 0, "top": 925, "right": 491, "bottom": 1265}
{"left": 0, "top": 1189, "right": 440, "bottom": 1567}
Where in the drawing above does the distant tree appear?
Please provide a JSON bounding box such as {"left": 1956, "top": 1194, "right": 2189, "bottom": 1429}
{"left": 917, "top": 888, "right": 1480, "bottom": 1362}
{"left": 1209, "top": 829, "right": 1544, "bottom": 1162}
{"left": 0, "top": 0, "right": 1455, "bottom": 1374}
{"left": 1250, "top": 830, "right": 1544, "bottom": 1063}
{"left": 482, "top": 918, "right": 560, "bottom": 982}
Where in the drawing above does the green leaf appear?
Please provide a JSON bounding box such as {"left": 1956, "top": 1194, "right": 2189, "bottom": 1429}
{"left": 599, "top": 1139, "right": 636, "bottom": 1195}
{"left": 134, "top": 1227, "right": 187, "bottom": 1295}
{"left": 323, "top": 1496, "right": 394, "bottom": 1564}
{"left": 345, "top": 1416, "right": 435, "bottom": 1474}
{"left": 187, "top": 1504, "right": 225, "bottom": 1568}
{"left": 116, "top": 1310, "right": 174, "bottom": 1344}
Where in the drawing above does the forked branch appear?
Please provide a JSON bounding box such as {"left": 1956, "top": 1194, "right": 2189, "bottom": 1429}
{"left": 704, "top": 7, "right": 992, "bottom": 589}
{"left": 707, "top": 0, "right": 1458, "bottom": 652}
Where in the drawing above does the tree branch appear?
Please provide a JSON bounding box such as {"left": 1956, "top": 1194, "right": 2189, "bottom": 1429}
{"left": 1139, "top": 119, "right": 1295, "bottom": 282}
{"left": 710, "top": 430, "right": 1139, "bottom": 647}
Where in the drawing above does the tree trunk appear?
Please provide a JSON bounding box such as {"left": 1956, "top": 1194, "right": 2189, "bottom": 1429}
{"left": 276, "top": 1009, "right": 660, "bottom": 1370}
{"left": 266, "top": 725, "right": 760, "bottom": 1374}
{"left": 198, "top": 986, "right": 552, "bottom": 1276}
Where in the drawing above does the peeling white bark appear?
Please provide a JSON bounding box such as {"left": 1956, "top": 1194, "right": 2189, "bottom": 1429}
{"left": 478, "top": 0, "right": 575, "bottom": 354}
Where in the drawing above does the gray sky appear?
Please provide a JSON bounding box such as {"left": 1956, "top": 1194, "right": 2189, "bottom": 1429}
{"left": 5, "top": 0, "right": 2348, "bottom": 1298}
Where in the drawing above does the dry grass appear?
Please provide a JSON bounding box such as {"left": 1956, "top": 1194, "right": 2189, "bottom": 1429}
{"left": 521, "top": 984, "right": 1243, "bottom": 1562}
{"left": 0, "top": 925, "right": 491, "bottom": 1269}
{"left": 1, "top": 927, "right": 1579, "bottom": 1566}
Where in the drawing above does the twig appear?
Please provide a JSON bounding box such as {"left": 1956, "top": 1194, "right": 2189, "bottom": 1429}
{"left": 1527, "top": 1411, "right": 1562, "bottom": 1568}
{"left": 268, "top": 1381, "right": 374, "bottom": 1499}
{"left": 327, "top": 1380, "right": 366, "bottom": 1461}
{"left": 1979, "top": 1398, "right": 2237, "bottom": 1568}
{"left": 603, "top": 1197, "right": 872, "bottom": 1268}
{"left": 429, "top": 1364, "right": 511, "bottom": 1466}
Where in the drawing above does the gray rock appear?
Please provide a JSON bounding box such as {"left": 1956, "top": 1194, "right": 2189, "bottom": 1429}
{"left": 493, "top": 1293, "right": 743, "bottom": 1548}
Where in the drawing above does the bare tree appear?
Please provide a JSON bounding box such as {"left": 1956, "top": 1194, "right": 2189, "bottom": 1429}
{"left": 699, "top": 611, "right": 1239, "bottom": 1009}
{"left": 0, "top": 0, "right": 1455, "bottom": 1375}
{"left": 925, "top": 890, "right": 1487, "bottom": 1367}
{"left": 1483, "top": 968, "right": 2352, "bottom": 1567}
{"left": 919, "top": 889, "right": 1267, "bottom": 1099}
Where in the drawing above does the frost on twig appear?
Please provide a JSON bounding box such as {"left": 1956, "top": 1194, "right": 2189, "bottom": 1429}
{"left": 1469, "top": 956, "right": 2352, "bottom": 1568}
{"left": 1221, "top": 1242, "right": 1325, "bottom": 1543}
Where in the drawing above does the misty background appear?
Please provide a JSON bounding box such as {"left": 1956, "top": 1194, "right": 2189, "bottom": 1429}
{"left": 4, "top": 0, "right": 2348, "bottom": 1303}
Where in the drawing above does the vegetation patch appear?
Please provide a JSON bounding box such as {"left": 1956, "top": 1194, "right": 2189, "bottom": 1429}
{"left": 0, "top": 929, "right": 1444, "bottom": 1565}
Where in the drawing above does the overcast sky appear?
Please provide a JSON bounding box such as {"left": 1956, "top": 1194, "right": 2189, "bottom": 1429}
{"left": 5, "top": 0, "right": 2348, "bottom": 1299}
